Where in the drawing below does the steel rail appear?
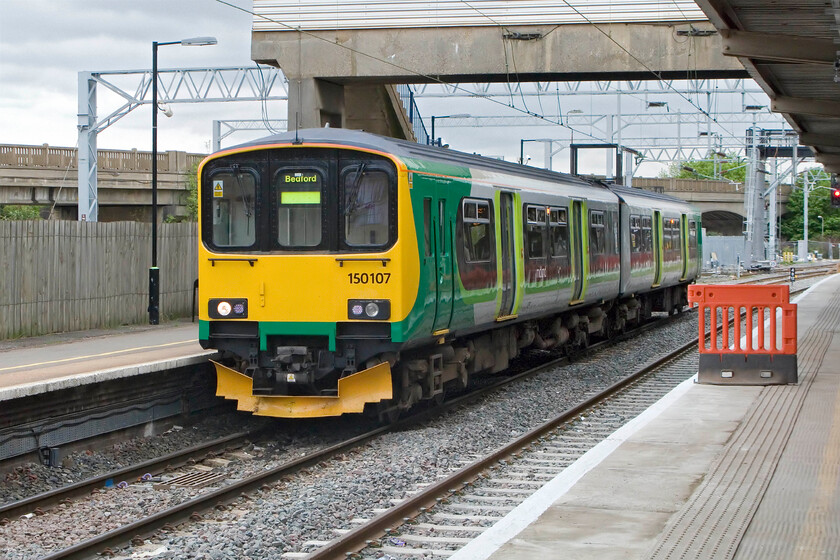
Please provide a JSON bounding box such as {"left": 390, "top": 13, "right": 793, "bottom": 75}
{"left": 0, "top": 428, "right": 263, "bottom": 521}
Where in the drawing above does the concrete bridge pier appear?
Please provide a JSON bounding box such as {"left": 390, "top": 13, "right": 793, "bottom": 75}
{"left": 284, "top": 77, "right": 414, "bottom": 139}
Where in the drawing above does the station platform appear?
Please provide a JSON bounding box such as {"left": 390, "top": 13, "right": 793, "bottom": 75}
{"left": 0, "top": 320, "right": 215, "bottom": 402}
{"left": 451, "top": 273, "right": 840, "bottom": 560}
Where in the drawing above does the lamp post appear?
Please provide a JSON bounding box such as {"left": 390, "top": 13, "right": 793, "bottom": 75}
{"left": 149, "top": 36, "right": 217, "bottom": 325}
{"left": 818, "top": 215, "right": 824, "bottom": 237}
{"left": 520, "top": 138, "right": 554, "bottom": 166}
{"left": 429, "top": 114, "right": 470, "bottom": 147}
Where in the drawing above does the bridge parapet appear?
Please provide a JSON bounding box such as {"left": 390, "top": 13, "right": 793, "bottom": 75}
{"left": 0, "top": 144, "right": 204, "bottom": 174}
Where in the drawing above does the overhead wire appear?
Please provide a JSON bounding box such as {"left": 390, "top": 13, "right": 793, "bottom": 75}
{"left": 554, "top": 0, "right": 747, "bottom": 148}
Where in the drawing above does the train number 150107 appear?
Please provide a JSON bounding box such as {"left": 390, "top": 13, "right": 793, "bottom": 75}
{"left": 348, "top": 272, "right": 391, "bottom": 285}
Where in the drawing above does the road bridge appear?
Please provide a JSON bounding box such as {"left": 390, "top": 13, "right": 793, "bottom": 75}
{"left": 632, "top": 177, "right": 791, "bottom": 236}
{"left": 0, "top": 145, "right": 201, "bottom": 222}
{"left": 250, "top": 0, "right": 747, "bottom": 138}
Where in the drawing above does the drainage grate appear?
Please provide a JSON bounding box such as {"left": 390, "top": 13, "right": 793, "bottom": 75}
{"left": 159, "top": 471, "right": 226, "bottom": 489}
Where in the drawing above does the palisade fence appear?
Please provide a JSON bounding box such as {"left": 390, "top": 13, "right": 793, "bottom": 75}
{"left": 0, "top": 221, "right": 197, "bottom": 339}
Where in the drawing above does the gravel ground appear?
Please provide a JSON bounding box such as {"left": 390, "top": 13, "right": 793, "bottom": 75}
{"left": 0, "top": 413, "right": 266, "bottom": 506}
{"left": 0, "top": 274, "right": 831, "bottom": 560}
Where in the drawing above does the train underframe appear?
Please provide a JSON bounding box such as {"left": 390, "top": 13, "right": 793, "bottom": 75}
{"left": 213, "top": 283, "right": 689, "bottom": 419}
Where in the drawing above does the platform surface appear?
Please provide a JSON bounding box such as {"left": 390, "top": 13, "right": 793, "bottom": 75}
{"left": 0, "top": 320, "right": 215, "bottom": 401}
{"left": 452, "top": 274, "right": 840, "bottom": 560}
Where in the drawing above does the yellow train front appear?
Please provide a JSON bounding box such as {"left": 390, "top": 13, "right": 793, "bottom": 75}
{"left": 197, "top": 130, "right": 420, "bottom": 418}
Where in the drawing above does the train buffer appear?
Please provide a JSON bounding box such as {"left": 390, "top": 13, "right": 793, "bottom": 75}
{"left": 688, "top": 284, "right": 797, "bottom": 385}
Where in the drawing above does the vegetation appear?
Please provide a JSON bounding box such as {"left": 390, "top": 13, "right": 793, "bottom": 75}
{"left": 661, "top": 151, "right": 748, "bottom": 185}
{"left": 780, "top": 171, "right": 839, "bottom": 240}
{"left": 0, "top": 205, "right": 42, "bottom": 220}
{"left": 164, "top": 161, "right": 199, "bottom": 223}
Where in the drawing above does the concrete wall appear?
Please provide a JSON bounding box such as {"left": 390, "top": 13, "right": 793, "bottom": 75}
{"left": 0, "top": 221, "right": 197, "bottom": 339}
{"left": 0, "top": 144, "right": 204, "bottom": 222}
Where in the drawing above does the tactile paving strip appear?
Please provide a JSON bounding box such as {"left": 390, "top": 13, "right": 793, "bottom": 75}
{"left": 646, "top": 283, "right": 840, "bottom": 560}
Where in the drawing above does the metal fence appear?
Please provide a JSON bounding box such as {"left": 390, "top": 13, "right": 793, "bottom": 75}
{"left": 396, "top": 85, "right": 429, "bottom": 145}
{"left": 702, "top": 235, "right": 748, "bottom": 271}
{"left": 0, "top": 221, "right": 197, "bottom": 339}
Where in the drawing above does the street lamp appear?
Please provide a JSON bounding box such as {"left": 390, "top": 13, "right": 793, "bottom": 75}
{"left": 818, "top": 215, "right": 824, "bottom": 236}
{"left": 520, "top": 138, "right": 554, "bottom": 166}
{"left": 429, "top": 114, "right": 470, "bottom": 147}
{"left": 149, "top": 36, "right": 217, "bottom": 325}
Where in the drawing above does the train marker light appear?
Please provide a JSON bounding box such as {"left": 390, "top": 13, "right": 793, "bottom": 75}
{"left": 365, "top": 302, "right": 380, "bottom": 317}
{"left": 217, "top": 301, "right": 232, "bottom": 316}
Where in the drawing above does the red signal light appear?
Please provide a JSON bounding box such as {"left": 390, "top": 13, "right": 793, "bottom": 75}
{"left": 833, "top": 188, "right": 840, "bottom": 207}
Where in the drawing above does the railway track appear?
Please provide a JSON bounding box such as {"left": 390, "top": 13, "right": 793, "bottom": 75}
{"left": 303, "top": 338, "right": 700, "bottom": 559}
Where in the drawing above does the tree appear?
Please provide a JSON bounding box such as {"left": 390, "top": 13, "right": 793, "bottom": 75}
{"left": 0, "top": 205, "right": 42, "bottom": 220}
{"left": 780, "top": 171, "right": 839, "bottom": 240}
{"left": 661, "top": 151, "right": 748, "bottom": 184}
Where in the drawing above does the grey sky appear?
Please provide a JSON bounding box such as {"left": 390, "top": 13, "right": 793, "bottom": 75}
{"left": 0, "top": 0, "right": 264, "bottom": 153}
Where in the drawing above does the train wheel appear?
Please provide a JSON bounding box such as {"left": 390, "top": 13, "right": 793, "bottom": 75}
{"left": 377, "top": 401, "right": 401, "bottom": 424}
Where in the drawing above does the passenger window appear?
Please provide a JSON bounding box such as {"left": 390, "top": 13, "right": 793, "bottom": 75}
{"left": 549, "top": 207, "right": 569, "bottom": 258}
{"left": 525, "top": 205, "right": 547, "bottom": 259}
{"left": 462, "top": 199, "right": 492, "bottom": 263}
{"left": 276, "top": 169, "right": 323, "bottom": 247}
{"left": 343, "top": 167, "right": 390, "bottom": 247}
{"left": 641, "top": 216, "right": 653, "bottom": 253}
{"left": 689, "top": 220, "right": 697, "bottom": 259}
{"left": 630, "top": 215, "right": 641, "bottom": 253}
{"left": 210, "top": 169, "right": 256, "bottom": 248}
{"left": 423, "top": 198, "right": 432, "bottom": 257}
{"left": 589, "top": 211, "right": 605, "bottom": 255}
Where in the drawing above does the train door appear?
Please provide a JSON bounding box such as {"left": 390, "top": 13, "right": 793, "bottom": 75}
{"left": 432, "top": 197, "right": 453, "bottom": 333}
{"left": 498, "top": 192, "right": 517, "bottom": 318}
{"left": 652, "top": 210, "right": 663, "bottom": 286}
{"left": 570, "top": 200, "right": 585, "bottom": 303}
{"left": 679, "top": 214, "right": 688, "bottom": 280}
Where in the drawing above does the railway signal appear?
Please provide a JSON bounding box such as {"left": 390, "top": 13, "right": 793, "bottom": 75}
{"left": 832, "top": 187, "right": 840, "bottom": 207}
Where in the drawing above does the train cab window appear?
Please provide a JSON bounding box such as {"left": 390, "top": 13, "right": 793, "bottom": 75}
{"left": 276, "top": 169, "right": 324, "bottom": 247}
{"left": 342, "top": 167, "right": 391, "bottom": 247}
{"left": 549, "top": 207, "right": 569, "bottom": 259}
{"left": 589, "top": 211, "right": 606, "bottom": 255}
{"left": 209, "top": 169, "right": 257, "bottom": 248}
{"left": 462, "top": 199, "right": 492, "bottom": 262}
{"left": 525, "top": 205, "right": 547, "bottom": 259}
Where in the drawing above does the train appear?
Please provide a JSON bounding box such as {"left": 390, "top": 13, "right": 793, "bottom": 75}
{"left": 197, "top": 128, "right": 701, "bottom": 419}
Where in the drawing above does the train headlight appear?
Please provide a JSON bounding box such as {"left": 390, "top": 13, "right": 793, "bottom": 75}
{"left": 348, "top": 299, "right": 390, "bottom": 320}
{"left": 209, "top": 298, "right": 248, "bottom": 319}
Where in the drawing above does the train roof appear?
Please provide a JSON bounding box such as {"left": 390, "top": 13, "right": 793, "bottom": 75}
{"left": 227, "top": 128, "right": 596, "bottom": 189}
{"left": 609, "top": 184, "right": 698, "bottom": 213}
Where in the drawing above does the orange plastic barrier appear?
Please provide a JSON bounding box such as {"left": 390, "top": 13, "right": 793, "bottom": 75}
{"left": 687, "top": 284, "right": 797, "bottom": 385}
